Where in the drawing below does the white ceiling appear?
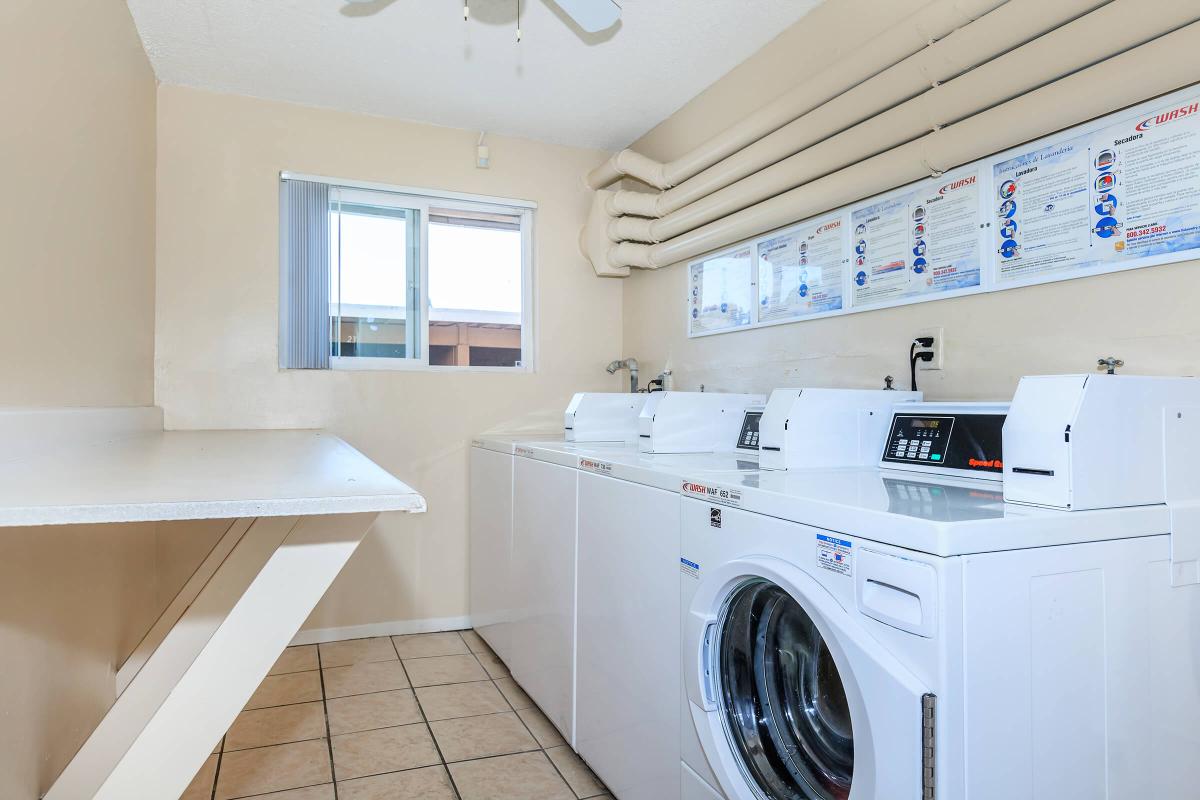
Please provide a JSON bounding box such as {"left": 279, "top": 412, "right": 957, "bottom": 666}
{"left": 125, "top": 0, "right": 822, "bottom": 150}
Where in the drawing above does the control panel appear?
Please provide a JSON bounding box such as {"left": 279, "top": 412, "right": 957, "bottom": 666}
{"left": 879, "top": 403, "right": 1009, "bottom": 480}
{"left": 736, "top": 410, "right": 763, "bottom": 452}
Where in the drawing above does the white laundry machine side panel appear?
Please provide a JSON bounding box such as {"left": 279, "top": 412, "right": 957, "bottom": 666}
{"left": 682, "top": 762, "right": 725, "bottom": 800}
{"left": 576, "top": 472, "right": 681, "bottom": 800}
{"left": 511, "top": 456, "right": 578, "bottom": 746}
{"left": 469, "top": 446, "right": 515, "bottom": 663}
{"left": 961, "top": 533, "right": 1200, "bottom": 800}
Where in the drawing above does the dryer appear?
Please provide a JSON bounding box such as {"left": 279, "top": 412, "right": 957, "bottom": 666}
{"left": 679, "top": 375, "right": 1200, "bottom": 800}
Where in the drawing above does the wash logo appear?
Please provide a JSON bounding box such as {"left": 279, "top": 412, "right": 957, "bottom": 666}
{"left": 1135, "top": 101, "right": 1199, "bottom": 132}
{"left": 938, "top": 175, "right": 977, "bottom": 195}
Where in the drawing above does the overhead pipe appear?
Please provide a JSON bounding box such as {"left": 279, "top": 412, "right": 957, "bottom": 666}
{"left": 584, "top": 0, "right": 1010, "bottom": 191}
{"left": 605, "top": 0, "right": 1196, "bottom": 245}
{"left": 591, "top": 21, "right": 1200, "bottom": 272}
{"left": 605, "top": 0, "right": 1112, "bottom": 221}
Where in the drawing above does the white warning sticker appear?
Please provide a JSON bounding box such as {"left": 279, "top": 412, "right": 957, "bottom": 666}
{"left": 816, "top": 534, "right": 853, "bottom": 577}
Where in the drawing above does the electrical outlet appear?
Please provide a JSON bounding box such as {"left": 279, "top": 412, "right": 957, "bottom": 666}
{"left": 916, "top": 326, "right": 944, "bottom": 370}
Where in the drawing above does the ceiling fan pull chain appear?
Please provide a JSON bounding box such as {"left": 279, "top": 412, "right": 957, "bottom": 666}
{"left": 516, "top": 0, "right": 522, "bottom": 42}
{"left": 463, "top": 1, "right": 469, "bottom": 22}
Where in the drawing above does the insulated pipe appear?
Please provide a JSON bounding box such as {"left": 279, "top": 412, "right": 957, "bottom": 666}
{"left": 605, "top": 0, "right": 1197, "bottom": 245}
{"left": 579, "top": 190, "right": 628, "bottom": 276}
{"left": 584, "top": 0, "right": 1009, "bottom": 190}
{"left": 601, "top": 21, "right": 1200, "bottom": 270}
{"left": 605, "top": 0, "right": 1112, "bottom": 220}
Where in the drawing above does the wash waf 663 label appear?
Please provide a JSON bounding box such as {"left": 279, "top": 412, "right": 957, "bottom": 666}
{"left": 579, "top": 458, "right": 613, "bottom": 475}
{"left": 681, "top": 480, "right": 742, "bottom": 507}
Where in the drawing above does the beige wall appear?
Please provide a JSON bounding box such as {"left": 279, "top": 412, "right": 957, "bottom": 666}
{"left": 154, "top": 85, "right": 625, "bottom": 632}
{"left": 0, "top": 520, "right": 228, "bottom": 799}
{"left": 0, "top": 0, "right": 156, "bottom": 406}
{"left": 621, "top": 0, "right": 1200, "bottom": 401}
{"left": 0, "top": 3, "right": 166, "bottom": 797}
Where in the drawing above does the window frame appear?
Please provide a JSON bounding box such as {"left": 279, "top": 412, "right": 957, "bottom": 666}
{"left": 284, "top": 172, "right": 537, "bottom": 374}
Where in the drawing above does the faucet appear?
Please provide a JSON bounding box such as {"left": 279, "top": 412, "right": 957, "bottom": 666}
{"left": 606, "top": 358, "right": 639, "bottom": 393}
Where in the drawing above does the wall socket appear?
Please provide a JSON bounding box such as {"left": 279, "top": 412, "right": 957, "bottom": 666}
{"left": 916, "top": 326, "right": 944, "bottom": 370}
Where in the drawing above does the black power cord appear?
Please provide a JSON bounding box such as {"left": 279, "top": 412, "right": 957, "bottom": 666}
{"left": 910, "top": 337, "right": 935, "bottom": 391}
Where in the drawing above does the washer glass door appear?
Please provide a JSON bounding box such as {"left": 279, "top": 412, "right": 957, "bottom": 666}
{"left": 718, "top": 578, "right": 854, "bottom": 800}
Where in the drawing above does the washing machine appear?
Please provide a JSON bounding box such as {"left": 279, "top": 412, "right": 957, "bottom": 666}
{"left": 471, "top": 392, "right": 646, "bottom": 668}
{"left": 573, "top": 388, "right": 918, "bottom": 800}
{"left": 575, "top": 448, "right": 767, "bottom": 800}
{"left": 510, "top": 392, "right": 764, "bottom": 750}
{"left": 679, "top": 375, "right": 1200, "bottom": 800}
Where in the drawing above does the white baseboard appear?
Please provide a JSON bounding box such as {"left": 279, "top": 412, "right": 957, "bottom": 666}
{"left": 290, "top": 615, "right": 474, "bottom": 646}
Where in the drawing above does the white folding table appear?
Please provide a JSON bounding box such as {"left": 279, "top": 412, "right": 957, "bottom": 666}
{"left": 0, "top": 411, "right": 425, "bottom": 800}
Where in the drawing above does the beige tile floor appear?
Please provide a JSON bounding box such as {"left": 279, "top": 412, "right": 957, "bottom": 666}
{"left": 183, "top": 630, "right": 612, "bottom": 800}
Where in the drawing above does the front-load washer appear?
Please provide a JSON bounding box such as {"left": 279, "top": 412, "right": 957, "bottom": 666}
{"left": 469, "top": 432, "right": 561, "bottom": 665}
{"left": 679, "top": 376, "right": 1200, "bottom": 799}
{"left": 470, "top": 393, "right": 642, "bottom": 678}
{"left": 574, "top": 447, "right": 768, "bottom": 800}
{"left": 573, "top": 389, "right": 922, "bottom": 800}
{"left": 507, "top": 392, "right": 763, "bottom": 752}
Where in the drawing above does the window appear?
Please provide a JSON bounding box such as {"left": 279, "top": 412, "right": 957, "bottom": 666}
{"left": 282, "top": 174, "right": 534, "bottom": 371}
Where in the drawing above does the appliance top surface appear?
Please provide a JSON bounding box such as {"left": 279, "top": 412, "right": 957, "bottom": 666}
{"left": 603, "top": 450, "right": 763, "bottom": 488}
{"left": 682, "top": 467, "right": 1169, "bottom": 557}
{"left": 533, "top": 443, "right": 763, "bottom": 490}
{"left": 471, "top": 433, "right": 564, "bottom": 454}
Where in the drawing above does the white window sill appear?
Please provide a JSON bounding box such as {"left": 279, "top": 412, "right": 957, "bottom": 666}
{"left": 329, "top": 356, "right": 533, "bottom": 374}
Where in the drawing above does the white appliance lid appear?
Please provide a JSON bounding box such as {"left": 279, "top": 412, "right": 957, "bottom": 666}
{"left": 680, "top": 467, "right": 1169, "bottom": 557}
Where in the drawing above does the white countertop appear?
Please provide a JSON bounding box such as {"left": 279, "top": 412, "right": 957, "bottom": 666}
{"left": 0, "top": 428, "right": 425, "bottom": 527}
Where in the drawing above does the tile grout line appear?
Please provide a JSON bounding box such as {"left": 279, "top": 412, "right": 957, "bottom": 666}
{"left": 476, "top": 637, "right": 606, "bottom": 800}
{"left": 222, "top": 632, "right": 605, "bottom": 800}
{"left": 393, "top": 632, "right": 465, "bottom": 800}
{"left": 315, "top": 646, "right": 341, "bottom": 800}
{"left": 209, "top": 735, "right": 225, "bottom": 800}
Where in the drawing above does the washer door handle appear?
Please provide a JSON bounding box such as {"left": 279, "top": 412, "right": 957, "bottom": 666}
{"left": 684, "top": 611, "right": 718, "bottom": 712}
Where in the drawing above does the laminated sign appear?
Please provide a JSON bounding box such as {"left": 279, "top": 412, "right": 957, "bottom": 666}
{"left": 993, "top": 94, "right": 1200, "bottom": 286}
{"left": 849, "top": 170, "right": 983, "bottom": 308}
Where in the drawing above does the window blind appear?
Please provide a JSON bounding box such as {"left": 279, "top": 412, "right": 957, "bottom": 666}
{"left": 279, "top": 179, "right": 331, "bottom": 369}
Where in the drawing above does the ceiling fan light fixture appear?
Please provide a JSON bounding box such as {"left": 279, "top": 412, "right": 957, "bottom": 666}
{"left": 550, "top": 0, "right": 620, "bottom": 33}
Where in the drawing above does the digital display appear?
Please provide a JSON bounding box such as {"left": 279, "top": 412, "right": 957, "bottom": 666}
{"left": 881, "top": 413, "right": 1006, "bottom": 473}
{"left": 737, "top": 411, "right": 763, "bottom": 450}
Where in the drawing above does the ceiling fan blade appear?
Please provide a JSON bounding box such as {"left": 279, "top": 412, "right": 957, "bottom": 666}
{"left": 548, "top": 0, "right": 621, "bottom": 33}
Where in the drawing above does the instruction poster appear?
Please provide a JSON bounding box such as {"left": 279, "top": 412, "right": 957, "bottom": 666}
{"left": 689, "top": 246, "right": 754, "bottom": 336}
{"left": 849, "top": 170, "right": 982, "bottom": 307}
{"left": 757, "top": 215, "right": 845, "bottom": 322}
{"left": 993, "top": 93, "right": 1200, "bottom": 285}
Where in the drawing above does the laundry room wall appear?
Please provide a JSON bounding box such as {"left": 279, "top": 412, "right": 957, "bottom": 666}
{"left": 619, "top": 0, "right": 1200, "bottom": 401}
{"left": 0, "top": 4, "right": 202, "bottom": 798}
{"left": 153, "top": 85, "right": 626, "bottom": 636}
{"left": 1, "top": 1, "right": 157, "bottom": 407}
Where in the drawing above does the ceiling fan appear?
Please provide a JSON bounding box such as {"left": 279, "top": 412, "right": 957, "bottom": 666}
{"left": 343, "top": 0, "right": 621, "bottom": 34}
